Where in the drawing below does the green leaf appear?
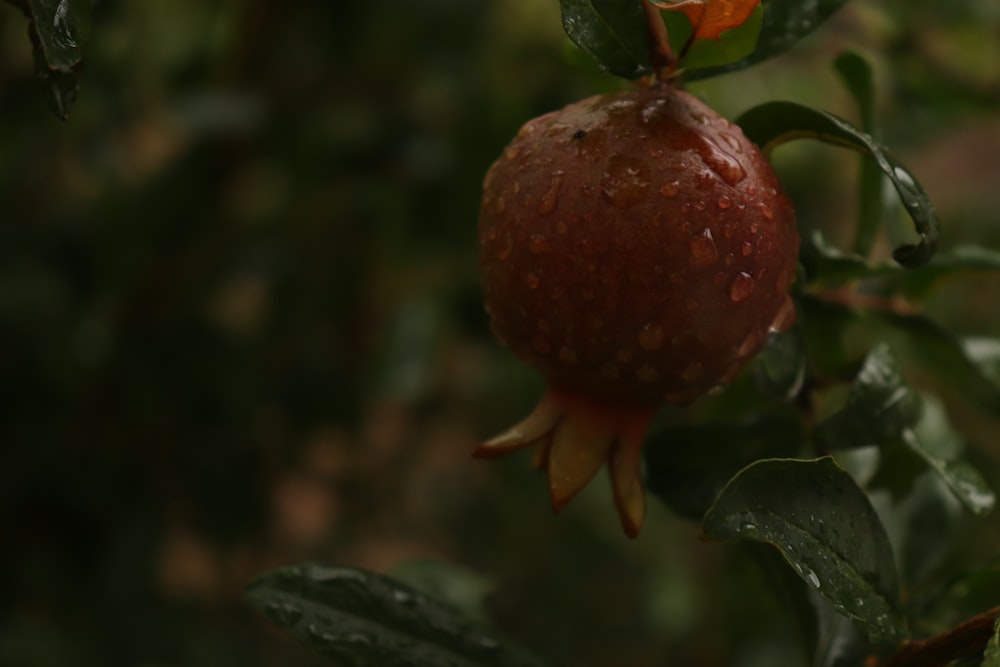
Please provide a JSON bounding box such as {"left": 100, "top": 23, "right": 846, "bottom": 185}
{"left": 895, "top": 246, "right": 1000, "bottom": 300}
{"left": 814, "top": 344, "right": 922, "bottom": 451}
{"left": 645, "top": 416, "right": 804, "bottom": 520}
{"left": 664, "top": 4, "right": 764, "bottom": 73}
{"left": 834, "top": 51, "right": 886, "bottom": 259}
{"left": 867, "top": 312, "right": 1000, "bottom": 419}
{"left": 685, "top": 0, "right": 850, "bottom": 81}
{"left": 559, "top": 0, "right": 651, "bottom": 79}
{"left": 244, "top": 563, "right": 545, "bottom": 667}
{"left": 736, "top": 101, "right": 940, "bottom": 268}
{"left": 703, "top": 458, "right": 907, "bottom": 646}
{"left": 5, "top": 0, "right": 91, "bottom": 119}
{"left": 797, "top": 294, "right": 862, "bottom": 379}
{"left": 903, "top": 396, "right": 995, "bottom": 516}
{"left": 754, "top": 328, "right": 806, "bottom": 401}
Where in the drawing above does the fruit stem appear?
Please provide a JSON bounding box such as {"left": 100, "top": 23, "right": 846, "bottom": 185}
{"left": 641, "top": 0, "right": 678, "bottom": 81}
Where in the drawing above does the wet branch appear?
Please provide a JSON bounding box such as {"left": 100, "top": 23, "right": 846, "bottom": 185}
{"left": 873, "top": 606, "right": 999, "bottom": 667}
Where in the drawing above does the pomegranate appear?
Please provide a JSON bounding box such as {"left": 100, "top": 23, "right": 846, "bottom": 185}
{"left": 476, "top": 83, "right": 799, "bottom": 537}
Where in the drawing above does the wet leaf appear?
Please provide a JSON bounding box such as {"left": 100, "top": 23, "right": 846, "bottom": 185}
{"left": 244, "top": 563, "right": 545, "bottom": 667}
{"left": 559, "top": 0, "right": 651, "bottom": 79}
{"left": 654, "top": 0, "right": 760, "bottom": 41}
{"left": 703, "top": 457, "right": 907, "bottom": 646}
{"left": 5, "top": 0, "right": 91, "bottom": 119}
{"left": 814, "top": 344, "right": 922, "bottom": 451}
{"left": 754, "top": 327, "right": 806, "bottom": 401}
{"left": 645, "top": 416, "right": 803, "bottom": 520}
{"left": 737, "top": 101, "right": 940, "bottom": 268}
{"left": 903, "top": 396, "right": 995, "bottom": 516}
{"left": 686, "top": 0, "right": 850, "bottom": 80}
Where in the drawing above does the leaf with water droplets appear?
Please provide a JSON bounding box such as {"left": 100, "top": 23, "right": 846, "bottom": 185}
{"left": 244, "top": 563, "right": 545, "bottom": 667}
{"left": 737, "top": 101, "right": 940, "bottom": 268}
{"left": 703, "top": 457, "right": 907, "bottom": 647}
{"left": 559, "top": 0, "right": 652, "bottom": 79}
{"left": 685, "top": 0, "right": 850, "bottom": 80}
{"left": 6, "top": 0, "right": 92, "bottom": 119}
{"left": 902, "top": 396, "right": 995, "bottom": 516}
{"left": 814, "top": 344, "right": 922, "bottom": 451}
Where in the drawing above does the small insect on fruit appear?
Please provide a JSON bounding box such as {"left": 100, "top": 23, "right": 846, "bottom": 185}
{"left": 477, "top": 82, "right": 799, "bottom": 537}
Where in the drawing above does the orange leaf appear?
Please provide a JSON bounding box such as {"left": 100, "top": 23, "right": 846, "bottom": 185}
{"left": 654, "top": 0, "right": 761, "bottom": 41}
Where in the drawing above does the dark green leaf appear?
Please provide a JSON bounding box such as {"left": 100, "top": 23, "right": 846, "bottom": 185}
{"left": 244, "top": 563, "right": 545, "bottom": 667}
{"left": 903, "top": 396, "right": 995, "bottom": 516}
{"left": 560, "top": 0, "right": 651, "bottom": 79}
{"left": 736, "top": 101, "right": 940, "bottom": 268}
{"left": 703, "top": 457, "right": 906, "bottom": 646}
{"left": 5, "top": 0, "right": 91, "bottom": 119}
{"left": 754, "top": 328, "right": 806, "bottom": 401}
{"left": 671, "top": 4, "right": 764, "bottom": 73}
{"left": 685, "top": 0, "right": 850, "bottom": 81}
{"left": 645, "top": 416, "right": 803, "bottom": 520}
{"left": 867, "top": 312, "right": 1000, "bottom": 419}
{"left": 746, "top": 542, "right": 820, "bottom": 659}
{"left": 894, "top": 246, "right": 1000, "bottom": 300}
{"left": 814, "top": 344, "right": 922, "bottom": 451}
{"left": 797, "top": 294, "right": 863, "bottom": 379}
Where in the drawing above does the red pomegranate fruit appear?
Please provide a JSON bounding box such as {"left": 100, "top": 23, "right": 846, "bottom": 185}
{"left": 476, "top": 83, "right": 799, "bottom": 537}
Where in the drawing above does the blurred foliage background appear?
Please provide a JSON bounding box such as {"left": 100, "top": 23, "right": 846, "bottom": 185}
{"left": 1, "top": 0, "right": 999, "bottom": 665}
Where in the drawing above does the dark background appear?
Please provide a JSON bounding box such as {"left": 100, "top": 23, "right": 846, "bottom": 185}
{"left": 2, "top": 1, "right": 999, "bottom": 665}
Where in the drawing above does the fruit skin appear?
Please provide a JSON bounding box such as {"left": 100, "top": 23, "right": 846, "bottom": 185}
{"left": 476, "top": 83, "right": 799, "bottom": 535}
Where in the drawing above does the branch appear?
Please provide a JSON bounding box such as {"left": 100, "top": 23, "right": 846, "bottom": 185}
{"left": 874, "top": 606, "right": 999, "bottom": 667}
{"left": 641, "top": 0, "right": 676, "bottom": 81}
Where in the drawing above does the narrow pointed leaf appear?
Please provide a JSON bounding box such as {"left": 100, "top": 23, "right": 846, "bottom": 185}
{"left": 559, "top": 0, "right": 651, "bottom": 79}
{"left": 244, "top": 563, "right": 545, "bottom": 667}
{"left": 703, "top": 458, "right": 906, "bottom": 646}
{"left": 814, "top": 344, "right": 922, "bottom": 451}
{"left": 902, "top": 397, "right": 995, "bottom": 516}
{"left": 736, "top": 101, "right": 940, "bottom": 267}
{"left": 685, "top": 0, "right": 850, "bottom": 80}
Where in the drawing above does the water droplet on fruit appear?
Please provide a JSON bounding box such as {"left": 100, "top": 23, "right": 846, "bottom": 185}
{"left": 696, "top": 171, "right": 715, "bottom": 190}
{"left": 769, "top": 296, "right": 796, "bottom": 332}
{"left": 729, "top": 272, "right": 754, "bottom": 302}
{"left": 505, "top": 145, "right": 521, "bottom": 160}
{"left": 497, "top": 234, "right": 513, "bottom": 260}
{"left": 529, "top": 233, "right": 549, "bottom": 254}
{"left": 660, "top": 180, "right": 679, "bottom": 197}
{"left": 640, "top": 98, "right": 666, "bottom": 123}
{"left": 601, "top": 155, "right": 649, "bottom": 209}
{"left": 699, "top": 137, "right": 746, "bottom": 185}
{"left": 556, "top": 220, "right": 568, "bottom": 234}
{"left": 682, "top": 362, "right": 703, "bottom": 381}
{"left": 759, "top": 202, "right": 774, "bottom": 220}
{"left": 601, "top": 363, "right": 620, "bottom": 380}
{"left": 721, "top": 132, "right": 743, "bottom": 153}
{"left": 531, "top": 335, "right": 551, "bottom": 355}
{"left": 558, "top": 346, "right": 578, "bottom": 365}
{"left": 717, "top": 196, "right": 732, "bottom": 210}
{"left": 525, "top": 272, "right": 540, "bottom": 289}
{"left": 496, "top": 196, "right": 506, "bottom": 213}
{"left": 538, "top": 172, "right": 563, "bottom": 215}
{"left": 636, "top": 365, "right": 660, "bottom": 383}
{"left": 544, "top": 123, "right": 568, "bottom": 137}
{"left": 638, "top": 323, "right": 664, "bottom": 351}
{"left": 689, "top": 228, "right": 719, "bottom": 268}
{"left": 738, "top": 329, "right": 761, "bottom": 357}
{"left": 741, "top": 241, "right": 753, "bottom": 256}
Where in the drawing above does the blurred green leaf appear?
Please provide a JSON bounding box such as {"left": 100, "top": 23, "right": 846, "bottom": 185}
{"left": 754, "top": 328, "right": 806, "bottom": 401}
{"left": 834, "top": 51, "right": 885, "bottom": 260}
{"left": 895, "top": 246, "right": 1000, "bottom": 300}
{"left": 392, "top": 560, "right": 494, "bottom": 623}
{"left": 797, "top": 294, "right": 862, "bottom": 379}
{"left": 703, "top": 457, "right": 907, "bottom": 646}
{"left": 903, "top": 396, "right": 995, "bottom": 516}
{"left": 645, "top": 416, "right": 804, "bottom": 521}
{"left": 736, "top": 101, "right": 940, "bottom": 267}
{"left": 667, "top": 4, "right": 764, "bottom": 73}
{"left": 5, "top": 0, "right": 91, "bottom": 119}
{"left": 868, "top": 312, "right": 1000, "bottom": 419}
{"left": 686, "top": 0, "right": 850, "bottom": 81}
{"left": 814, "top": 344, "right": 922, "bottom": 451}
{"left": 560, "top": 0, "right": 651, "bottom": 79}
{"left": 245, "top": 563, "right": 545, "bottom": 667}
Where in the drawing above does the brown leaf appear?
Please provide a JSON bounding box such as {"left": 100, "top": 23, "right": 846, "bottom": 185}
{"left": 654, "top": 0, "right": 761, "bottom": 41}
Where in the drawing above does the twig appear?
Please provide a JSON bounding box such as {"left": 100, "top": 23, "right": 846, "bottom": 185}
{"left": 641, "top": 0, "right": 676, "bottom": 81}
{"left": 873, "top": 606, "right": 999, "bottom": 667}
